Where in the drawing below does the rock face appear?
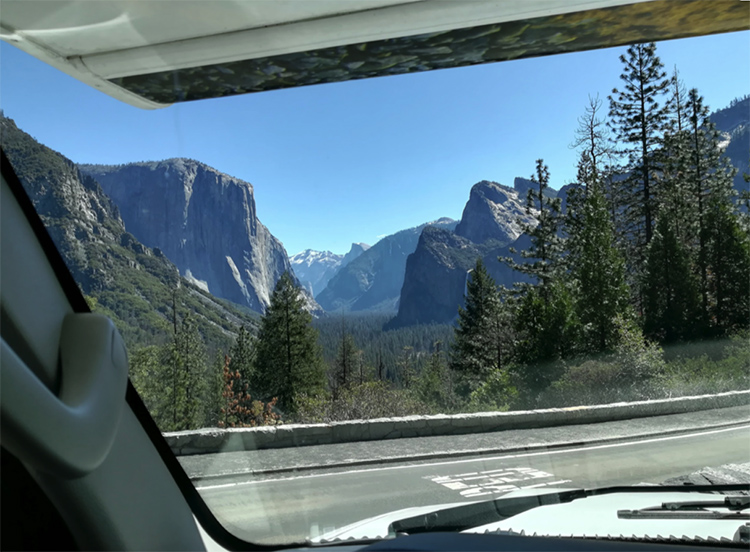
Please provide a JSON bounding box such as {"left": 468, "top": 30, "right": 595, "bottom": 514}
{"left": 290, "top": 242, "right": 369, "bottom": 297}
{"left": 0, "top": 114, "right": 257, "bottom": 349}
{"left": 513, "top": 176, "right": 558, "bottom": 205}
{"left": 388, "top": 228, "right": 531, "bottom": 328}
{"left": 389, "top": 181, "right": 536, "bottom": 328}
{"left": 81, "top": 160, "right": 297, "bottom": 313}
{"left": 317, "top": 218, "right": 457, "bottom": 313}
{"left": 341, "top": 242, "right": 370, "bottom": 268}
{"left": 710, "top": 96, "right": 750, "bottom": 193}
{"left": 455, "top": 181, "right": 536, "bottom": 245}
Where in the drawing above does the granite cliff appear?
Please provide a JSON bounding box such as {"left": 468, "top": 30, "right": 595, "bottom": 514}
{"left": 81, "top": 160, "right": 301, "bottom": 313}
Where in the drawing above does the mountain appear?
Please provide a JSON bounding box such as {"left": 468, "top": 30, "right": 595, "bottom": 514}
{"left": 386, "top": 228, "right": 530, "bottom": 328}
{"left": 0, "top": 114, "right": 258, "bottom": 352}
{"left": 316, "top": 218, "right": 457, "bottom": 313}
{"left": 80, "top": 160, "right": 306, "bottom": 314}
{"left": 388, "top": 181, "right": 535, "bottom": 328}
{"left": 454, "top": 180, "right": 537, "bottom": 245}
{"left": 290, "top": 242, "right": 369, "bottom": 297}
{"left": 513, "top": 176, "right": 558, "bottom": 202}
{"left": 341, "top": 242, "right": 371, "bottom": 268}
{"left": 710, "top": 95, "right": 749, "bottom": 193}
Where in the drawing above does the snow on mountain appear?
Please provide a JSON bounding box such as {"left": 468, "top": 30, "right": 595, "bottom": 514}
{"left": 290, "top": 243, "right": 369, "bottom": 296}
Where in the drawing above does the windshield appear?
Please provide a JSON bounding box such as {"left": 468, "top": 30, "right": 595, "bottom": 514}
{"left": 1, "top": 13, "right": 749, "bottom": 547}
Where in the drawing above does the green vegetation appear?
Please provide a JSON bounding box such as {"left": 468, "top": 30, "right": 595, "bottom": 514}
{"left": 252, "top": 273, "right": 327, "bottom": 413}
{"left": 449, "top": 42, "right": 749, "bottom": 412}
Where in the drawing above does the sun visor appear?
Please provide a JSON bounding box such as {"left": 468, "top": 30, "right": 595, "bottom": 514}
{"left": 1, "top": 0, "right": 748, "bottom": 108}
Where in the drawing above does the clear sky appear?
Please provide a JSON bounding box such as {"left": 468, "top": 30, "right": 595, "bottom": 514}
{"left": 1, "top": 31, "right": 748, "bottom": 256}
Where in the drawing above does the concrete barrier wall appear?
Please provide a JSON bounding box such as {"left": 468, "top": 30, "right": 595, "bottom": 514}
{"left": 164, "top": 390, "right": 750, "bottom": 456}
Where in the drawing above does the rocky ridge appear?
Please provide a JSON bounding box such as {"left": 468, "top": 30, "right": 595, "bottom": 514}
{"left": 290, "top": 242, "right": 370, "bottom": 297}
{"left": 0, "top": 114, "right": 257, "bottom": 350}
{"left": 316, "top": 218, "right": 457, "bottom": 313}
{"left": 80, "top": 160, "right": 310, "bottom": 314}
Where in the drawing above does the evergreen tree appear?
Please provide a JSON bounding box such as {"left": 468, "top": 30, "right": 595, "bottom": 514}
{"left": 253, "top": 272, "right": 326, "bottom": 413}
{"left": 164, "top": 313, "right": 209, "bottom": 431}
{"left": 658, "top": 69, "right": 693, "bottom": 248}
{"left": 513, "top": 279, "right": 579, "bottom": 393}
{"left": 416, "top": 342, "right": 455, "bottom": 411}
{"left": 396, "top": 346, "right": 417, "bottom": 389}
{"left": 332, "top": 332, "right": 359, "bottom": 397}
{"left": 684, "top": 88, "right": 738, "bottom": 321}
{"left": 567, "top": 171, "right": 631, "bottom": 353}
{"left": 450, "top": 258, "right": 512, "bottom": 395}
{"left": 704, "top": 195, "right": 750, "bottom": 335}
{"left": 505, "top": 159, "right": 565, "bottom": 297}
{"left": 608, "top": 43, "right": 670, "bottom": 249}
{"left": 128, "top": 345, "right": 164, "bottom": 422}
{"left": 643, "top": 214, "right": 701, "bottom": 343}
{"left": 228, "top": 325, "right": 256, "bottom": 389}
{"left": 666, "top": 66, "right": 689, "bottom": 134}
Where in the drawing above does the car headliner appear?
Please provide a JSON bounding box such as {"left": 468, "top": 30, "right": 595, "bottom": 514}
{"left": 1, "top": 0, "right": 747, "bottom": 108}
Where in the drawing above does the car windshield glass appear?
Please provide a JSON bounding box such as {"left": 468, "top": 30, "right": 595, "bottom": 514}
{"left": 1, "top": 10, "right": 749, "bottom": 547}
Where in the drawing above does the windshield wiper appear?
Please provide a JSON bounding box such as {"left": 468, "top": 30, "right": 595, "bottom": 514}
{"left": 619, "top": 496, "right": 750, "bottom": 520}
{"left": 389, "top": 489, "right": 587, "bottom": 535}
{"left": 389, "top": 484, "right": 750, "bottom": 536}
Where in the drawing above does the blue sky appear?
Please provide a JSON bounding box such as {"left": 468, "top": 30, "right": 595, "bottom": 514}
{"left": 1, "top": 31, "right": 748, "bottom": 256}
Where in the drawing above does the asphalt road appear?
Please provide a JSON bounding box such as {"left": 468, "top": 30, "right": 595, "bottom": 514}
{"left": 196, "top": 424, "right": 750, "bottom": 545}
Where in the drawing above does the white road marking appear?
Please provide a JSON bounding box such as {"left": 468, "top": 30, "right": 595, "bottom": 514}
{"left": 525, "top": 479, "right": 572, "bottom": 489}
{"left": 431, "top": 467, "right": 565, "bottom": 498}
{"left": 196, "top": 424, "right": 750, "bottom": 490}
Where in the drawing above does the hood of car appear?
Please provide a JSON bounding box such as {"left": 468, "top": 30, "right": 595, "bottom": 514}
{"left": 314, "top": 488, "right": 749, "bottom": 544}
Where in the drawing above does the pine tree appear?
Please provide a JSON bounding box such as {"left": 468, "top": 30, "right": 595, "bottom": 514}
{"left": 450, "top": 258, "right": 511, "bottom": 395}
{"left": 608, "top": 43, "right": 670, "bottom": 250}
{"left": 658, "top": 69, "right": 693, "bottom": 248}
{"left": 704, "top": 193, "right": 750, "bottom": 335}
{"left": 164, "top": 313, "right": 209, "bottom": 431}
{"left": 218, "top": 354, "right": 253, "bottom": 428}
{"left": 253, "top": 272, "right": 326, "bottom": 413}
{"left": 332, "top": 332, "right": 359, "bottom": 397}
{"left": 513, "top": 279, "right": 579, "bottom": 393}
{"left": 396, "top": 346, "right": 417, "bottom": 389}
{"left": 643, "top": 214, "right": 701, "bottom": 343}
{"left": 567, "top": 169, "right": 631, "bottom": 353}
{"left": 228, "top": 325, "right": 256, "bottom": 389}
{"left": 416, "top": 342, "right": 455, "bottom": 411}
{"left": 684, "top": 88, "right": 739, "bottom": 322}
{"left": 505, "top": 159, "right": 565, "bottom": 297}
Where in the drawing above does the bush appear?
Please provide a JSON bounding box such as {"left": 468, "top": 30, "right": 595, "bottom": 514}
{"left": 657, "top": 333, "right": 750, "bottom": 397}
{"left": 537, "top": 318, "right": 665, "bottom": 407}
{"left": 294, "top": 381, "right": 426, "bottom": 423}
{"left": 467, "top": 368, "right": 518, "bottom": 412}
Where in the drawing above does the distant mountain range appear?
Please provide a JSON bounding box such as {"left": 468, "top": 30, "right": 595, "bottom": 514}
{"left": 711, "top": 95, "right": 749, "bottom": 192}
{"left": 316, "top": 218, "right": 458, "bottom": 313}
{"left": 290, "top": 243, "right": 370, "bottom": 296}
{"left": 388, "top": 180, "right": 535, "bottom": 328}
{"left": 2, "top": 95, "right": 745, "bottom": 339}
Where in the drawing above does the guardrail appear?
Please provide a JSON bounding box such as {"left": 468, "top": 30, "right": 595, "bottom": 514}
{"left": 164, "top": 389, "right": 750, "bottom": 456}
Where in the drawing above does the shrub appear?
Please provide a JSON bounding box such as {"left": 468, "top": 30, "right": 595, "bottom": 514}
{"left": 467, "top": 368, "right": 518, "bottom": 412}
{"left": 294, "top": 381, "right": 426, "bottom": 423}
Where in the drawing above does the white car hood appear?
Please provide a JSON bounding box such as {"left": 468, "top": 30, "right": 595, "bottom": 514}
{"left": 314, "top": 488, "right": 747, "bottom": 544}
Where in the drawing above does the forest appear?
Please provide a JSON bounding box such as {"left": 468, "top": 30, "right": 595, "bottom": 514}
{"left": 128, "top": 43, "right": 750, "bottom": 432}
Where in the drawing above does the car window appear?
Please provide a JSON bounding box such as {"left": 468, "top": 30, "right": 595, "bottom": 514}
{"left": 1, "top": 14, "right": 749, "bottom": 548}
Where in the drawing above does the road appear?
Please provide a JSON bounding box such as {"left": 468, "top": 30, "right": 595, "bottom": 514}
{"left": 195, "top": 424, "right": 750, "bottom": 545}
